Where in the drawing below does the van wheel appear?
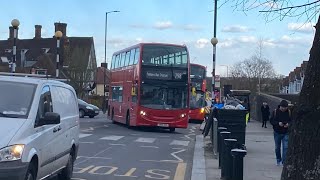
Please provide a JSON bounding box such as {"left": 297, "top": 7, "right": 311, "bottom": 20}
{"left": 126, "top": 112, "right": 131, "bottom": 128}
{"left": 79, "top": 109, "right": 85, "bottom": 118}
{"left": 58, "top": 153, "right": 74, "bottom": 180}
{"left": 24, "top": 163, "right": 36, "bottom": 180}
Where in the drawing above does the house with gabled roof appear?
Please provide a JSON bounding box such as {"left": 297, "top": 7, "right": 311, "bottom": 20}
{"left": 0, "top": 22, "right": 97, "bottom": 95}
{"left": 280, "top": 61, "right": 308, "bottom": 94}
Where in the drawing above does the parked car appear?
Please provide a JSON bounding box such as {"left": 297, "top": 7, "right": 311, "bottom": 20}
{"left": 0, "top": 73, "right": 79, "bottom": 180}
{"left": 78, "top": 99, "right": 100, "bottom": 118}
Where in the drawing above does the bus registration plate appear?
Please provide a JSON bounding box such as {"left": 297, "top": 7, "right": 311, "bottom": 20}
{"left": 158, "top": 123, "right": 169, "bottom": 127}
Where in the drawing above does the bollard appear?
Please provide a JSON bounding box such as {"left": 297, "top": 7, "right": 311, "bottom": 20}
{"left": 219, "top": 131, "right": 231, "bottom": 173}
{"left": 217, "top": 127, "right": 228, "bottom": 153}
{"left": 224, "top": 139, "right": 237, "bottom": 180}
{"left": 213, "top": 118, "right": 219, "bottom": 158}
{"left": 231, "top": 149, "right": 247, "bottom": 180}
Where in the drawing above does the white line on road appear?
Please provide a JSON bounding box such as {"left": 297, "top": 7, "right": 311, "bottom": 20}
{"left": 170, "top": 149, "right": 186, "bottom": 162}
{"left": 170, "top": 140, "right": 190, "bottom": 147}
{"left": 75, "top": 147, "right": 112, "bottom": 166}
{"left": 135, "top": 137, "right": 156, "bottom": 143}
{"left": 77, "top": 156, "right": 112, "bottom": 160}
{"left": 100, "top": 135, "right": 124, "bottom": 141}
{"left": 79, "top": 141, "right": 94, "bottom": 144}
{"left": 130, "top": 133, "right": 142, "bottom": 136}
{"left": 109, "top": 143, "right": 126, "bottom": 146}
{"left": 141, "top": 146, "right": 159, "bottom": 148}
{"left": 79, "top": 133, "right": 92, "bottom": 138}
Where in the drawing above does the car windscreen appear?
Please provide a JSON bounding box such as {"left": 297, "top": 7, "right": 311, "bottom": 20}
{"left": 0, "top": 81, "right": 36, "bottom": 118}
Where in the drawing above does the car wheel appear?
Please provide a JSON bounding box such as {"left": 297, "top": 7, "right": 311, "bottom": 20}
{"left": 79, "top": 109, "right": 85, "bottom": 118}
{"left": 58, "top": 153, "right": 74, "bottom": 180}
{"left": 89, "top": 115, "right": 95, "bottom": 118}
{"left": 169, "top": 128, "right": 176, "bottom": 132}
{"left": 24, "top": 163, "right": 36, "bottom": 180}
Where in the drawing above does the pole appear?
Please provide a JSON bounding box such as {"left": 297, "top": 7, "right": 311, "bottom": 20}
{"left": 103, "top": 12, "right": 108, "bottom": 114}
{"left": 212, "top": 0, "right": 218, "bottom": 100}
{"left": 56, "top": 38, "right": 60, "bottom": 78}
{"left": 12, "top": 27, "right": 18, "bottom": 73}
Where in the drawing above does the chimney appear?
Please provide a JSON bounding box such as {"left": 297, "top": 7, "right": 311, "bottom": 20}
{"left": 54, "top": 22, "right": 67, "bottom": 37}
{"left": 8, "top": 26, "right": 19, "bottom": 40}
{"left": 101, "top": 63, "right": 108, "bottom": 69}
{"left": 34, "top": 25, "right": 42, "bottom": 39}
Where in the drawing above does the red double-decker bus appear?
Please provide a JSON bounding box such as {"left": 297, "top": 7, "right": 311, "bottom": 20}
{"left": 189, "top": 63, "right": 207, "bottom": 122}
{"left": 108, "top": 43, "right": 190, "bottom": 132}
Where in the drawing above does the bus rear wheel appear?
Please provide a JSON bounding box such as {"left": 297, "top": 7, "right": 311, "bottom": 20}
{"left": 169, "top": 128, "right": 175, "bottom": 132}
{"left": 126, "top": 112, "right": 131, "bottom": 128}
{"left": 111, "top": 109, "right": 115, "bottom": 124}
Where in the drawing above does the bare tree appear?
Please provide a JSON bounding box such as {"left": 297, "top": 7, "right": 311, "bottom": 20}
{"left": 220, "top": 1, "right": 320, "bottom": 179}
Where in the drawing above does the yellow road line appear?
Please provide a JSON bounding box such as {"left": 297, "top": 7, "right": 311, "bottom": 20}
{"left": 173, "top": 163, "right": 187, "bottom": 180}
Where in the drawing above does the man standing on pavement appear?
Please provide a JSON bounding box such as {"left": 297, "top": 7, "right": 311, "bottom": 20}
{"left": 270, "top": 100, "right": 291, "bottom": 166}
{"left": 261, "top": 102, "right": 270, "bottom": 128}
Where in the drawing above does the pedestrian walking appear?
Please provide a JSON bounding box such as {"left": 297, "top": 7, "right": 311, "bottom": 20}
{"left": 270, "top": 100, "right": 291, "bottom": 166}
{"left": 261, "top": 102, "right": 270, "bottom": 128}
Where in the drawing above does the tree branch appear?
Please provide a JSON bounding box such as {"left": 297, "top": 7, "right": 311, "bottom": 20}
{"left": 259, "top": 0, "right": 320, "bottom": 13}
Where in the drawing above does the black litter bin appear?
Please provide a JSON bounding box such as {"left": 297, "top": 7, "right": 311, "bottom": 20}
{"left": 215, "top": 109, "right": 247, "bottom": 146}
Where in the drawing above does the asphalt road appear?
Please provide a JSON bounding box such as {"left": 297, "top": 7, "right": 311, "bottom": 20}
{"left": 69, "top": 113, "right": 200, "bottom": 180}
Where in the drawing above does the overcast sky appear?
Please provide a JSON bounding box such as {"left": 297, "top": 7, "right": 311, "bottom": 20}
{"left": 0, "top": 0, "right": 315, "bottom": 77}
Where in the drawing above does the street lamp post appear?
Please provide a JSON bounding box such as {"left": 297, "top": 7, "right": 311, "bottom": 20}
{"left": 211, "top": 0, "right": 218, "bottom": 101}
{"left": 103, "top": 10, "right": 120, "bottom": 114}
{"left": 11, "top": 19, "right": 20, "bottom": 73}
{"left": 55, "top": 31, "right": 63, "bottom": 78}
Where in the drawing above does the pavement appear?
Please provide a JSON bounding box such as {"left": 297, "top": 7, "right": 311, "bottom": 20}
{"left": 67, "top": 113, "right": 199, "bottom": 180}
{"left": 203, "top": 120, "right": 283, "bottom": 180}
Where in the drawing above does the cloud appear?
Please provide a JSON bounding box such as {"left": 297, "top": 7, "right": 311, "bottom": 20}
{"left": 181, "top": 24, "right": 202, "bottom": 31}
{"left": 195, "top": 38, "right": 209, "bottom": 48}
{"left": 153, "top": 21, "right": 173, "bottom": 30}
{"left": 222, "top": 25, "right": 253, "bottom": 33}
{"left": 288, "top": 22, "right": 315, "bottom": 34}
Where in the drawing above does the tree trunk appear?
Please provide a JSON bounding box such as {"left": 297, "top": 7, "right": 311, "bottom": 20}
{"left": 281, "top": 15, "right": 320, "bottom": 180}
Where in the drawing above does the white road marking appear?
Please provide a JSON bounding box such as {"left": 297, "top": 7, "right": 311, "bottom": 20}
{"left": 135, "top": 138, "right": 156, "bottom": 143}
{"left": 141, "top": 146, "right": 159, "bottom": 148}
{"left": 170, "top": 149, "right": 186, "bottom": 162}
{"left": 79, "top": 133, "right": 92, "bottom": 138}
{"left": 77, "top": 156, "right": 112, "bottom": 160}
{"left": 100, "top": 135, "right": 124, "bottom": 141}
{"left": 109, "top": 144, "right": 126, "bottom": 146}
{"left": 170, "top": 140, "right": 190, "bottom": 147}
{"left": 80, "top": 142, "right": 94, "bottom": 144}
{"left": 184, "top": 134, "right": 195, "bottom": 139}
{"left": 131, "top": 134, "right": 142, "bottom": 136}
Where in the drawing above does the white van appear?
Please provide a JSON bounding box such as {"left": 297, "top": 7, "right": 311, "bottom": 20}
{"left": 0, "top": 74, "right": 79, "bottom": 180}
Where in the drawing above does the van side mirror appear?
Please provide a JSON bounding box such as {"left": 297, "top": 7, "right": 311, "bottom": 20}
{"left": 41, "top": 112, "right": 60, "bottom": 125}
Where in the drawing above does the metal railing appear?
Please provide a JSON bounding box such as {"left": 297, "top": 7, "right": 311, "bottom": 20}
{"left": 0, "top": 72, "right": 69, "bottom": 82}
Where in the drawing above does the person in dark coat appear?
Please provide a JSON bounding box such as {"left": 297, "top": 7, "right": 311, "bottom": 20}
{"left": 270, "top": 100, "right": 291, "bottom": 166}
{"left": 261, "top": 102, "right": 270, "bottom": 128}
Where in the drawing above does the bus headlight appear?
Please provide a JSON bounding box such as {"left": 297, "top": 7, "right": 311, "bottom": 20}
{"left": 200, "top": 108, "right": 205, "bottom": 114}
{"left": 0, "top": 145, "right": 25, "bottom": 162}
{"left": 180, "top": 113, "right": 186, "bottom": 118}
{"left": 140, "top": 111, "right": 147, "bottom": 116}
